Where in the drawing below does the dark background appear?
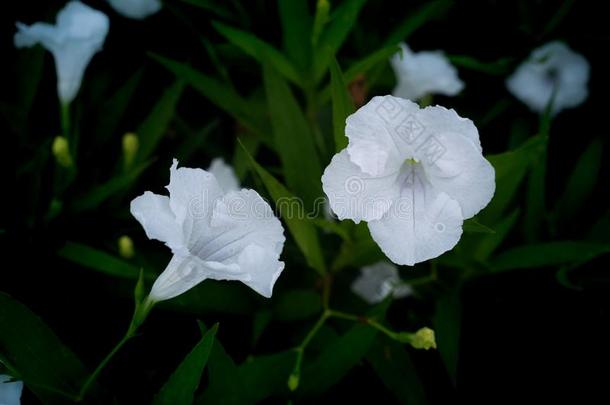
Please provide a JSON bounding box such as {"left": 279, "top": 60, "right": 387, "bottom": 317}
{"left": 3, "top": 0, "right": 610, "bottom": 403}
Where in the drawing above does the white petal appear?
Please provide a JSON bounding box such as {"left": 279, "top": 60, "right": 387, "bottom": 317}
{"left": 322, "top": 149, "right": 401, "bottom": 223}
{"left": 416, "top": 104, "right": 481, "bottom": 151}
{"left": 417, "top": 127, "right": 495, "bottom": 219}
{"left": 130, "top": 191, "right": 186, "bottom": 255}
{"left": 506, "top": 41, "right": 589, "bottom": 115}
{"left": 368, "top": 173, "right": 463, "bottom": 266}
{"left": 166, "top": 159, "right": 224, "bottom": 246}
{"left": 207, "top": 158, "right": 240, "bottom": 193}
{"left": 237, "top": 244, "right": 285, "bottom": 298}
{"left": 0, "top": 375, "right": 23, "bottom": 405}
{"left": 345, "top": 95, "right": 419, "bottom": 176}
{"left": 351, "top": 261, "right": 410, "bottom": 304}
{"left": 107, "top": 0, "right": 162, "bottom": 19}
{"left": 391, "top": 43, "right": 464, "bottom": 101}
{"left": 148, "top": 254, "right": 244, "bottom": 302}
{"left": 14, "top": 1, "right": 109, "bottom": 103}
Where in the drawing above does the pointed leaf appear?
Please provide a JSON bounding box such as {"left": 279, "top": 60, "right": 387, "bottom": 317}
{"left": 329, "top": 58, "right": 353, "bottom": 151}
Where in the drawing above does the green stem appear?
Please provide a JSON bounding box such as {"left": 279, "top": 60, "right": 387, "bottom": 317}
{"left": 327, "top": 309, "right": 398, "bottom": 340}
{"left": 60, "top": 103, "right": 70, "bottom": 139}
{"left": 289, "top": 310, "right": 330, "bottom": 388}
{"left": 77, "top": 298, "right": 155, "bottom": 401}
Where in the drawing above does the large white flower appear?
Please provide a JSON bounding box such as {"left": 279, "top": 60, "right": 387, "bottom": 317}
{"left": 0, "top": 375, "right": 23, "bottom": 405}
{"left": 130, "top": 159, "right": 285, "bottom": 301}
{"left": 506, "top": 41, "right": 590, "bottom": 115}
{"left": 351, "top": 261, "right": 412, "bottom": 304}
{"left": 107, "top": 0, "right": 162, "bottom": 20}
{"left": 322, "top": 95, "right": 495, "bottom": 266}
{"left": 390, "top": 43, "right": 464, "bottom": 101}
{"left": 14, "top": 1, "right": 109, "bottom": 105}
{"left": 207, "top": 158, "right": 240, "bottom": 193}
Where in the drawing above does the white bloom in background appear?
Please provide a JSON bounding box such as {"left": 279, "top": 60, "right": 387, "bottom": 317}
{"left": 131, "top": 159, "right": 285, "bottom": 301}
{"left": 322, "top": 95, "right": 495, "bottom": 266}
{"left": 14, "top": 1, "right": 109, "bottom": 104}
{"left": 207, "top": 158, "right": 240, "bottom": 193}
{"left": 390, "top": 43, "right": 464, "bottom": 101}
{"left": 107, "top": 0, "right": 162, "bottom": 20}
{"left": 351, "top": 261, "right": 412, "bottom": 304}
{"left": 506, "top": 41, "right": 590, "bottom": 115}
{"left": 0, "top": 374, "right": 23, "bottom": 405}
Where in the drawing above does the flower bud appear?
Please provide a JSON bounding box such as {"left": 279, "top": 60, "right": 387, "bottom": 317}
{"left": 410, "top": 327, "right": 436, "bottom": 350}
{"left": 118, "top": 235, "right": 135, "bottom": 259}
{"left": 52, "top": 136, "right": 72, "bottom": 168}
{"left": 287, "top": 373, "right": 300, "bottom": 391}
{"left": 122, "top": 132, "right": 139, "bottom": 169}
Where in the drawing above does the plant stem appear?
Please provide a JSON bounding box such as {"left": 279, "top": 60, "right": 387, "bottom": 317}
{"left": 77, "top": 298, "right": 154, "bottom": 401}
{"left": 327, "top": 309, "right": 398, "bottom": 340}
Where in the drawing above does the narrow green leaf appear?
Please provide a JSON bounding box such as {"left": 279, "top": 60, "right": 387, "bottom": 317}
{"left": 263, "top": 64, "right": 323, "bottom": 207}
{"left": 434, "top": 288, "right": 461, "bottom": 384}
{"left": 151, "top": 54, "right": 270, "bottom": 144}
{"left": 366, "top": 337, "right": 427, "bottom": 405}
{"left": 473, "top": 209, "right": 520, "bottom": 261}
{"left": 238, "top": 351, "right": 295, "bottom": 402}
{"left": 153, "top": 323, "right": 218, "bottom": 405}
{"left": 239, "top": 140, "right": 326, "bottom": 274}
{"left": 311, "top": 0, "right": 331, "bottom": 46}
{"left": 329, "top": 58, "right": 354, "bottom": 151}
{"left": 462, "top": 218, "right": 495, "bottom": 234}
{"left": 447, "top": 55, "right": 513, "bottom": 75}
{"left": 491, "top": 241, "right": 610, "bottom": 272}
{"left": 136, "top": 80, "right": 184, "bottom": 162}
{"left": 213, "top": 21, "right": 302, "bottom": 85}
{"left": 553, "top": 137, "right": 603, "bottom": 228}
{"left": 273, "top": 289, "right": 322, "bottom": 321}
{"left": 480, "top": 134, "right": 546, "bottom": 223}
{"left": 313, "top": 0, "right": 367, "bottom": 81}
{"left": 57, "top": 241, "right": 140, "bottom": 279}
{"left": 175, "top": 0, "right": 235, "bottom": 20}
{"left": 278, "top": 0, "right": 312, "bottom": 71}
{"left": 299, "top": 324, "right": 377, "bottom": 395}
{"left": 384, "top": 0, "right": 453, "bottom": 45}
{"left": 94, "top": 68, "right": 143, "bottom": 146}
{"left": 0, "top": 292, "right": 91, "bottom": 403}
{"left": 71, "top": 161, "right": 151, "bottom": 212}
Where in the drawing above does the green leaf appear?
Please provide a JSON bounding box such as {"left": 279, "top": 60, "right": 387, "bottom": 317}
{"left": 213, "top": 21, "right": 302, "bottom": 85}
{"left": 93, "top": 68, "right": 143, "bottom": 146}
{"left": 0, "top": 292, "right": 91, "bottom": 403}
{"left": 480, "top": 134, "right": 546, "bottom": 223}
{"left": 238, "top": 351, "right": 295, "bottom": 402}
{"left": 462, "top": 218, "right": 495, "bottom": 234}
{"left": 263, "top": 64, "right": 323, "bottom": 207}
{"left": 552, "top": 137, "right": 603, "bottom": 228}
{"left": 473, "top": 209, "right": 520, "bottom": 261}
{"left": 434, "top": 288, "right": 461, "bottom": 384}
{"left": 329, "top": 58, "right": 354, "bottom": 151}
{"left": 71, "top": 161, "right": 151, "bottom": 212}
{"left": 384, "top": 0, "right": 453, "bottom": 45}
{"left": 366, "top": 337, "right": 427, "bottom": 405}
{"left": 150, "top": 54, "right": 270, "bottom": 144}
{"left": 57, "top": 241, "right": 140, "bottom": 279}
{"left": 491, "top": 241, "right": 610, "bottom": 272}
{"left": 278, "top": 0, "right": 312, "bottom": 72}
{"left": 136, "top": 80, "right": 185, "bottom": 162}
{"left": 153, "top": 323, "right": 218, "bottom": 405}
{"left": 299, "top": 324, "right": 377, "bottom": 395}
{"left": 447, "top": 55, "right": 513, "bottom": 75}
{"left": 312, "top": 0, "right": 367, "bottom": 81}
{"left": 239, "top": 140, "right": 326, "bottom": 274}
{"left": 273, "top": 289, "right": 322, "bottom": 321}
{"left": 175, "top": 0, "right": 236, "bottom": 20}
{"left": 311, "top": 0, "right": 331, "bottom": 46}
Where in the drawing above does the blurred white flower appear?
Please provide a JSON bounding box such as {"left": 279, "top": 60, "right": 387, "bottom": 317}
{"left": 322, "top": 95, "right": 495, "bottom": 265}
{"left": 506, "top": 41, "right": 590, "bottom": 115}
{"left": 390, "top": 43, "right": 464, "bottom": 101}
{"left": 351, "top": 261, "right": 412, "bottom": 304}
{"left": 207, "top": 158, "right": 240, "bottom": 193}
{"left": 107, "top": 0, "right": 161, "bottom": 20}
{"left": 14, "top": 1, "right": 109, "bottom": 104}
{"left": 131, "top": 159, "right": 285, "bottom": 301}
{"left": 0, "top": 374, "right": 23, "bottom": 405}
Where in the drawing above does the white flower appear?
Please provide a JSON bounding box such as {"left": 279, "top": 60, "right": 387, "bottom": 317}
{"left": 14, "top": 1, "right": 109, "bottom": 104}
{"left": 351, "top": 261, "right": 412, "bottom": 304}
{"left": 107, "top": 0, "right": 161, "bottom": 20}
{"left": 130, "top": 159, "right": 285, "bottom": 301}
{"left": 506, "top": 41, "right": 590, "bottom": 115}
{"left": 207, "top": 158, "right": 240, "bottom": 193}
{"left": 0, "top": 375, "right": 23, "bottom": 405}
{"left": 390, "top": 43, "right": 464, "bottom": 101}
{"left": 322, "top": 95, "right": 495, "bottom": 266}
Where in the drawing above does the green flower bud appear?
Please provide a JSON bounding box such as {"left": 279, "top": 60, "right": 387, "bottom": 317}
{"left": 122, "top": 132, "right": 139, "bottom": 169}
{"left": 118, "top": 235, "right": 135, "bottom": 259}
{"left": 52, "top": 136, "right": 72, "bottom": 168}
{"left": 287, "top": 373, "right": 300, "bottom": 391}
{"left": 410, "top": 327, "right": 436, "bottom": 350}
